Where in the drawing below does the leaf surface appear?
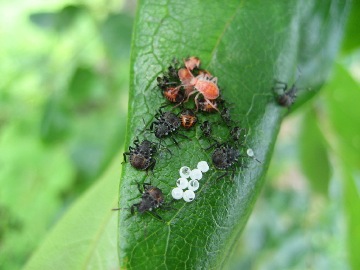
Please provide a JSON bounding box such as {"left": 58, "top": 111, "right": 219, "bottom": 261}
{"left": 118, "top": 0, "right": 350, "bottom": 269}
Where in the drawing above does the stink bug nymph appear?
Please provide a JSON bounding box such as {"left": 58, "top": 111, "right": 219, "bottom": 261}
{"left": 114, "top": 182, "right": 171, "bottom": 220}
{"left": 199, "top": 121, "right": 212, "bottom": 139}
{"left": 123, "top": 139, "right": 157, "bottom": 172}
{"left": 180, "top": 109, "right": 197, "bottom": 129}
{"left": 149, "top": 108, "right": 190, "bottom": 147}
{"left": 157, "top": 61, "right": 185, "bottom": 104}
{"left": 211, "top": 143, "right": 242, "bottom": 180}
{"left": 198, "top": 98, "right": 219, "bottom": 113}
{"left": 133, "top": 183, "right": 164, "bottom": 215}
{"left": 220, "top": 107, "right": 234, "bottom": 127}
{"left": 184, "top": 56, "right": 201, "bottom": 71}
{"left": 163, "top": 87, "right": 185, "bottom": 103}
{"left": 175, "top": 56, "right": 221, "bottom": 111}
{"left": 273, "top": 81, "right": 298, "bottom": 107}
{"left": 230, "top": 126, "right": 247, "bottom": 145}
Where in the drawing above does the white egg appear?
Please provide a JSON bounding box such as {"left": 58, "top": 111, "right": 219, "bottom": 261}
{"left": 179, "top": 166, "right": 191, "bottom": 178}
{"left": 190, "top": 168, "right": 203, "bottom": 180}
{"left": 176, "top": 178, "right": 189, "bottom": 189}
{"left": 183, "top": 190, "right": 195, "bottom": 202}
{"left": 188, "top": 180, "right": 200, "bottom": 191}
{"left": 197, "top": 161, "right": 209, "bottom": 172}
{"left": 171, "top": 187, "right": 184, "bottom": 200}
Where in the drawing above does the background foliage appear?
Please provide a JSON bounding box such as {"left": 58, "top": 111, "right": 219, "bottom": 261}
{"left": 0, "top": 0, "right": 359, "bottom": 269}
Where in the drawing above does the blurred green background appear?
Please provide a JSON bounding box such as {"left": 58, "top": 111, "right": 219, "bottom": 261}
{"left": 0, "top": 0, "right": 359, "bottom": 269}
{"left": 0, "top": 0, "right": 133, "bottom": 269}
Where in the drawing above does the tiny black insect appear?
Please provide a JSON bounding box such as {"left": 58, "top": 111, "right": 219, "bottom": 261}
{"left": 180, "top": 109, "right": 197, "bottom": 129}
{"left": 273, "top": 81, "right": 298, "bottom": 107}
{"left": 113, "top": 182, "right": 170, "bottom": 220}
{"left": 157, "top": 62, "right": 180, "bottom": 86}
{"left": 132, "top": 182, "right": 165, "bottom": 219}
{"left": 123, "top": 139, "right": 157, "bottom": 172}
{"left": 230, "top": 126, "right": 247, "bottom": 145}
{"left": 157, "top": 61, "right": 185, "bottom": 104}
{"left": 199, "top": 121, "right": 213, "bottom": 140}
{"left": 211, "top": 143, "right": 242, "bottom": 180}
{"left": 167, "top": 62, "right": 180, "bottom": 79}
{"left": 220, "top": 107, "right": 233, "bottom": 127}
{"left": 153, "top": 109, "right": 180, "bottom": 135}
{"left": 149, "top": 108, "right": 190, "bottom": 147}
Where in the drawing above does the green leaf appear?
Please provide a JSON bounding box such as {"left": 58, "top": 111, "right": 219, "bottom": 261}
{"left": 29, "top": 5, "right": 85, "bottom": 32}
{"left": 0, "top": 122, "right": 74, "bottom": 269}
{"left": 40, "top": 97, "right": 71, "bottom": 143}
{"left": 324, "top": 63, "right": 360, "bottom": 169}
{"left": 323, "top": 63, "right": 360, "bottom": 270}
{"left": 298, "top": 107, "right": 331, "bottom": 195}
{"left": 66, "top": 66, "right": 100, "bottom": 106}
{"left": 342, "top": 0, "right": 360, "bottom": 54}
{"left": 100, "top": 13, "right": 134, "bottom": 60}
{"left": 343, "top": 168, "right": 360, "bottom": 270}
{"left": 24, "top": 153, "right": 122, "bottom": 270}
{"left": 118, "top": 0, "right": 349, "bottom": 269}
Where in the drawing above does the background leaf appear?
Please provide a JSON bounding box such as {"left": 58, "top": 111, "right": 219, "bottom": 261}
{"left": 24, "top": 153, "right": 122, "bottom": 270}
{"left": 341, "top": 0, "right": 360, "bottom": 53}
{"left": 298, "top": 107, "right": 331, "bottom": 195}
{"left": 118, "top": 0, "right": 350, "bottom": 269}
{"left": 29, "top": 5, "right": 85, "bottom": 32}
{"left": 343, "top": 167, "right": 360, "bottom": 270}
{"left": 0, "top": 3, "right": 132, "bottom": 268}
{"left": 323, "top": 63, "right": 360, "bottom": 270}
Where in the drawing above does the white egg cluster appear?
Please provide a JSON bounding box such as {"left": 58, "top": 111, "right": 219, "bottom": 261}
{"left": 171, "top": 161, "right": 210, "bottom": 202}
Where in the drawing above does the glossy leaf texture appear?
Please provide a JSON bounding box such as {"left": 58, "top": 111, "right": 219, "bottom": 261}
{"left": 118, "top": 1, "right": 350, "bottom": 269}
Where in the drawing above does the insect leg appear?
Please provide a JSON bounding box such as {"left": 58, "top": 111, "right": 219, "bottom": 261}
{"left": 122, "top": 152, "right": 129, "bottom": 163}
